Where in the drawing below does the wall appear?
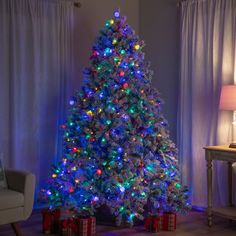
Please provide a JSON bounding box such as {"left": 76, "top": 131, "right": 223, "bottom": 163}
{"left": 71, "top": 0, "right": 139, "bottom": 89}
{"left": 140, "top": 0, "right": 179, "bottom": 142}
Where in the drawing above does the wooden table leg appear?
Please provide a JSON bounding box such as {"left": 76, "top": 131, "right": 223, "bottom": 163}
{"left": 228, "top": 162, "right": 233, "bottom": 207}
{"left": 228, "top": 162, "right": 233, "bottom": 224}
{"left": 206, "top": 151, "right": 213, "bottom": 227}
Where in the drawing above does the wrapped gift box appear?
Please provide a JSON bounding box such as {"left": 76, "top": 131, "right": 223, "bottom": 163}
{"left": 60, "top": 216, "right": 96, "bottom": 236}
{"left": 161, "top": 212, "right": 176, "bottom": 231}
{"left": 144, "top": 216, "right": 162, "bottom": 232}
{"left": 42, "top": 208, "right": 61, "bottom": 234}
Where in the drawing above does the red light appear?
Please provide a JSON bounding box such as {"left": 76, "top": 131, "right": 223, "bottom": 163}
{"left": 96, "top": 169, "right": 102, "bottom": 175}
{"left": 123, "top": 83, "right": 129, "bottom": 89}
{"left": 139, "top": 162, "right": 144, "bottom": 168}
{"left": 120, "top": 71, "right": 125, "bottom": 76}
{"left": 69, "top": 187, "right": 74, "bottom": 193}
{"left": 92, "top": 51, "right": 98, "bottom": 56}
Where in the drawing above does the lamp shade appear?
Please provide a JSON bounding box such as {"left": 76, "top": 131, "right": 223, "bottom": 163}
{"left": 219, "top": 85, "right": 236, "bottom": 110}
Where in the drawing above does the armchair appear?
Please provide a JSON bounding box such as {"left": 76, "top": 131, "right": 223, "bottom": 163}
{"left": 0, "top": 169, "right": 35, "bottom": 236}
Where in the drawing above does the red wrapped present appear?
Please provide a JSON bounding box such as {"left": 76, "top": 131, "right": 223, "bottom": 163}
{"left": 60, "top": 218, "right": 79, "bottom": 236}
{"left": 76, "top": 217, "right": 96, "bottom": 236}
{"left": 60, "top": 216, "right": 96, "bottom": 236}
{"left": 161, "top": 212, "right": 176, "bottom": 231}
{"left": 42, "top": 208, "right": 61, "bottom": 234}
{"left": 144, "top": 216, "right": 162, "bottom": 232}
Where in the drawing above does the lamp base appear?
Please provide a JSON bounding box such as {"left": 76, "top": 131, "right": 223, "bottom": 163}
{"left": 229, "top": 143, "right": 236, "bottom": 148}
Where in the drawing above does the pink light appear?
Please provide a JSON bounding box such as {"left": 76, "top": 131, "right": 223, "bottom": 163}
{"left": 219, "top": 85, "right": 236, "bottom": 110}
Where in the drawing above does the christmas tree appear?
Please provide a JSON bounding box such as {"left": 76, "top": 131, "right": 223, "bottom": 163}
{"left": 42, "top": 10, "right": 190, "bottom": 226}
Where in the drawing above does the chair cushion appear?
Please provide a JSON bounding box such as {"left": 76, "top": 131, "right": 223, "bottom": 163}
{"left": 0, "top": 189, "right": 24, "bottom": 210}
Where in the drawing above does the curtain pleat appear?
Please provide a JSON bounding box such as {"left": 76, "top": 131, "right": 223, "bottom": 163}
{"left": 0, "top": 0, "right": 74, "bottom": 207}
{"left": 178, "top": 0, "right": 236, "bottom": 207}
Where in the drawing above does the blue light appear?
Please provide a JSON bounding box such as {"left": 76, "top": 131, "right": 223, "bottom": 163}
{"left": 69, "top": 100, "right": 75, "bottom": 105}
{"left": 114, "top": 10, "right": 120, "bottom": 18}
{"left": 93, "top": 196, "right": 99, "bottom": 201}
{"left": 104, "top": 47, "right": 112, "bottom": 56}
{"left": 120, "top": 186, "right": 125, "bottom": 192}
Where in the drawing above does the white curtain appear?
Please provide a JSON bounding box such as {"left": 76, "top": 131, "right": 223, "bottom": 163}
{"left": 178, "top": 0, "right": 236, "bottom": 208}
{"left": 0, "top": 0, "right": 74, "bottom": 199}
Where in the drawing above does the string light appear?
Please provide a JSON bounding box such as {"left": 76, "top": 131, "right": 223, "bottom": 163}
{"left": 43, "top": 9, "right": 190, "bottom": 227}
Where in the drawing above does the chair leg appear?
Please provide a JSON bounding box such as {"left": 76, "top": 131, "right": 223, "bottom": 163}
{"left": 11, "top": 222, "right": 22, "bottom": 236}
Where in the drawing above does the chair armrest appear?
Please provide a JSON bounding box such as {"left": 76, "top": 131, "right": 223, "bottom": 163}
{"left": 5, "top": 169, "right": 36, "bottom": 219}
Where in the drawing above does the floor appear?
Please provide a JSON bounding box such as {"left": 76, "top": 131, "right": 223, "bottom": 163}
{"left": 0, "top": 211, "right": 236, "bottom": 236}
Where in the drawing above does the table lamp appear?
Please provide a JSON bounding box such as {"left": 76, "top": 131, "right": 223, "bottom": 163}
{"left": 219, "top": 85, "right": 236, "bottom": 148}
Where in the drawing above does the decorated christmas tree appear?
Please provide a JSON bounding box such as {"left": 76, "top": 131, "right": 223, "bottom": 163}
{"left": 42, "top": 10, "right": 190, "bottom": 226}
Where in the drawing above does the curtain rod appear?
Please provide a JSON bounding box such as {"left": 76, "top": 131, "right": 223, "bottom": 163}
{"left": 65, "top": 0, "right": 81, "bottom": 8}
{"left": 49, "top": 0, "right": 82, "bottom": 8}
{"left": 74, "top": 1, "right": 81, "bottom": 8}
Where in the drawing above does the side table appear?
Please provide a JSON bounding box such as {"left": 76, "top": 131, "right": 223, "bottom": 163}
{"left": 204, "top": 145, "right": 236, "bottom": 226}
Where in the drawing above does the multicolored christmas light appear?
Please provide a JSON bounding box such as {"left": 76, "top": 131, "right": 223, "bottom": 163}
{"left": 42, "top": 10, "right": 191, "bottom": 226}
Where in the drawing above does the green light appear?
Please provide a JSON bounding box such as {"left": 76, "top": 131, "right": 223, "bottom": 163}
{"left": 109, "top": 161, "right": 115, "bottom": 166}
{"left": 129, "top": 213, "right": 135, "bottom": 220}
{"left": 86, "top": 134, "right": 91, "bottom": 139}
{"left": 175, "top": 182, "right": 181, "bottom": 189}
{"left": 69, "top": 122, "right": 73, "bottom": 126}
{"left": 131, "top": 192, "right": 135, "bottom": 197}
{"left": 130, "top": 62, "right": 135, "bottom": 67}
{"left": 129, "top": 107, "right": 135, "bottom": 113}
{"left": 105, "top": 21, "right": 110, "bottom": 27}
{"left": 102, "top": 161, "right": 107, "bottom": 166}
{"left": 141, "top": 192, "right": 146, "bottom": 197}
{"left": 120, "top": 49, "right": 125, "bottom": 54}
{"left": 101, "top": 137, "right": 106, "bottom": 143}
{"left": 146, "top": 165, "right": 153, "bottom": 171}
{"left": 97, "top": 66, "right": 101, "bottom": 71}
{"left": 119, "top": 206, "right": 125, "bottom": 212}
{"left": 125, "top": 89, "right": 131, "bottom": 94}
{"left": 106, "top": 120, "right": 112, "bottom": 125}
